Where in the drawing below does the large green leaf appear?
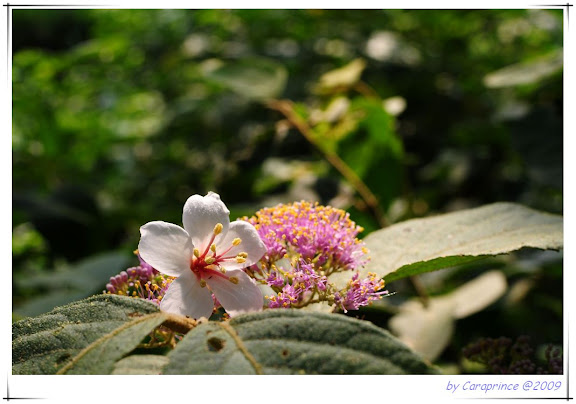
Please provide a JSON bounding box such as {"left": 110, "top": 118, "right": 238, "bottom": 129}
{"left": 163, "top": 309, "right": 438, "bottom": 374}
{"left": 335, "top": 202, "right": 562, "bottom": 285}
{"left": 12, "top": 294, "right": 160, "bottom": 374}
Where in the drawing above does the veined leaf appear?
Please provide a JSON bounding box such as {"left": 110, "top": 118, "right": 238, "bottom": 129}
{"left": 163, "top": 309, "right": 438, "bottom": 374}
{"left": 112, "top": 354, "right": 170, "bottom": 375}
{"left": 335, "top": 202, "right": 562, "bottom": 285}
{"left": 12, "top": 294, "right": 160, "bottom": 374}
{"left": 58, "top": 312, "right": 167, "bottom": 374}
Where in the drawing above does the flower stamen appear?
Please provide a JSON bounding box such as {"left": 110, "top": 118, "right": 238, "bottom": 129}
{"left": 229, "top": 276, "right": 239, "bottom": 284}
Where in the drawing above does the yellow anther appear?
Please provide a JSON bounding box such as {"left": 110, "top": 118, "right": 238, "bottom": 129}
{"left": 210, "top": 244, "right": 217, "bottom": 253}
{"left": 236, "top": 256, "right": 246, "bottom": 264}
{"left": 205, "top": 257, "right": 216, "bottom": 265}
{"left": 232, "top": 238, "right": 242, "bottom": 246}
{"left": 220, "top": 267, "right": 227, "bottom": 274}
{"left": 199, "top": 279, "right": 207, "bottom": 288}
{"left": 237, "top": 252, "right": 248, "bottom": 258}
{"left": 193, "top": 248, "right": 201, "bottom": 257}
{"left": 229, "top": 276, "right": 239, "bottom": 284}
{"left": 214, "top": 223, "right": 223, "bottom": 235}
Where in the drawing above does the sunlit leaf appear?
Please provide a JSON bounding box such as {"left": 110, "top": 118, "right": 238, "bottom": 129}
{"left": 335, "top": 202, "right": 562, "bottom": 285}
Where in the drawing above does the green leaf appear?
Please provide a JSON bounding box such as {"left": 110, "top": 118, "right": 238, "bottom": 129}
{"left": 337, "top": 202, "right": 562, "bottom": 284}
{"left": 12, "top": 294, "right": 160, "bottom": 374}
{"left": 58, "top": 312, "right": 167, "bottom": 374}
{"left": 163, "top": 309, "right": 437, "bottom": 374}
{"left": 204, "top": 58, "right": 288, "bottom": 100}
{"left": 112, "top": 354, "right": 170, "bottom": 375}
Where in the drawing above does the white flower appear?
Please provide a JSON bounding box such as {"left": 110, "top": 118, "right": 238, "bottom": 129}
{"left": 138, "top": 192, "right": 266, "bottom": 319}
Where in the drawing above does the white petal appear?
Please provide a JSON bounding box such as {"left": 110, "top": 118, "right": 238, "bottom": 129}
{"left": 207, "top": 269, "right": 263, "bottom": 317}
{"left": 217, "top": 220, "right": 267, "bottom": 270}
{"left": 182, "top": 192, "right": 230, "bottom": 252}
{"left": 138, "top": 221, "right": 192, "bottom": 277}
{"left": 160, "top": 270, "right": 214, "bottom": 319}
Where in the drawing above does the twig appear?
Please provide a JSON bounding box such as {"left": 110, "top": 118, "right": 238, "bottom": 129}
{"left": 267, "top": 99, "right": 388, "bottom": 228}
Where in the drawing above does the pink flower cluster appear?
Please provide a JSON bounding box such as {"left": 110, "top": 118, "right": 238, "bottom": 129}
{"left": 333, "top": 272, "right": 388, "bottom": 312}
{"left": 243, "top": 201, "right": 388, "bottom": 311}
{"left": 104, "top": 253, "right": 174, "bottom": 305}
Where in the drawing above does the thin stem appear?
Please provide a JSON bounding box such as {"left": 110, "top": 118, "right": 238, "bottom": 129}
{"left": 353, "top": 81, "right": 381, "bottom": 99}
{"left": 267, "top": 99, "right": 388, "bottom": 228}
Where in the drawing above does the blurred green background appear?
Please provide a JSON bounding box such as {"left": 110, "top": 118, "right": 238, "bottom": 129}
{"left": 12, "top": 9, "right": 563, "bottom": 372}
